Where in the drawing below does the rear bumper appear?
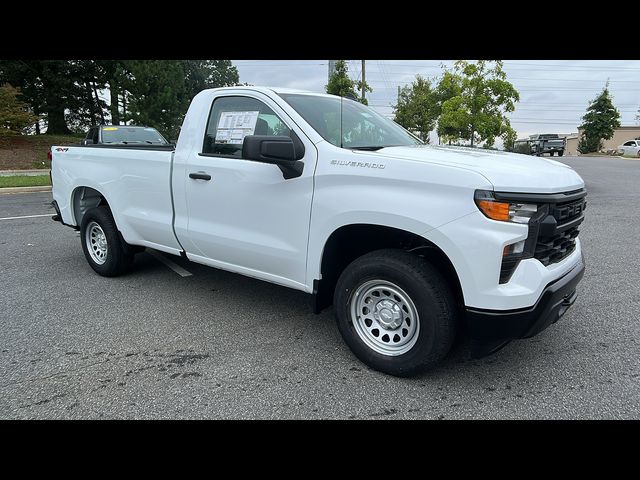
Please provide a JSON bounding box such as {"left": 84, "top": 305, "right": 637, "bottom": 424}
{"left": 51, "top": 200, "right": 78, "bottom": 230}
{"left": 466, "top": 252, "right": 585, "bottom": 357}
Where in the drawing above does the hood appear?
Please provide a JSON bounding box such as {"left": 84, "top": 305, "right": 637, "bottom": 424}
{"left": 361, "top": 145, "right": 584, "bottom": 194}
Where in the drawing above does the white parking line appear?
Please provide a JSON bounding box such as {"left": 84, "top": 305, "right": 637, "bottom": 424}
{"left": 146, "top": 249, "right": 193, "bottom": 277}
{"left": 0, "top": 213, "right": 52, "bottom": 221}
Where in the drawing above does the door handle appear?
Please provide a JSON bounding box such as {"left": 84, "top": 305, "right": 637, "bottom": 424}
{"left": 189, "top": 172, "right": 211, "bottom": 181}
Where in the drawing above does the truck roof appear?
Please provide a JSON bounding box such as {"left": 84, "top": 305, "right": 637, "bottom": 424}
{"left": 207, "top": 85, "right": 336, "bottom": 98}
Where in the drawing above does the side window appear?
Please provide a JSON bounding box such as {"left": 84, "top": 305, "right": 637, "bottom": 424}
{"left": 202, "top": 96, "right": 291, "bottom": 158}
{"left": 624, "top": 141, "right": 635, "bottom": 146}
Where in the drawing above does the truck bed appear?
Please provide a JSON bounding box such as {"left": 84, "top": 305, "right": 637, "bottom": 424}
{"left": 50, "top": 144, "right": 183, "bottom": 254}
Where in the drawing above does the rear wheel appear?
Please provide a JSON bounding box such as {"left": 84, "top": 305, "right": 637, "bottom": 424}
{"left": 550, "top": 151, "right": 555, "bottom": 156}
{"left": 334, "top": 249, "right": 457, "bottom": 377}
{"left": 558, "top": 150, "right": 564, "bottom": 157}
{"left": 80, "top": 206, "right": 134, "bottom": 276}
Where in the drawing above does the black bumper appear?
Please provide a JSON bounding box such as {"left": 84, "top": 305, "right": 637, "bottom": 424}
{"left": 51, "top": 200, "right": 78, "bottom": 230}
{"left": 466, "top": 254, "right": 585, "bottom": 358}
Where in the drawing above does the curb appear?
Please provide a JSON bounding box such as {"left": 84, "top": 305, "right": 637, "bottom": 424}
{"left": 0, "top": 169, "right": 50, "bottom": 177}
{"left": 0, "top": 186, "right": 52, "bottom": 195}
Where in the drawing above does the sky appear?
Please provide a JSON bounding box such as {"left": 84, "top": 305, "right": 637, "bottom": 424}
{"left": 231, "top": 60, "right": 640, "bottom": 146}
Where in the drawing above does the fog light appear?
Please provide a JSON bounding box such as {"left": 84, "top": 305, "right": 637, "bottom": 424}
{"left": 500, "top": 240, "right": 528, "bottom": 284}
{"left": 503, "top": 240, "right": 525, "bottom": 256}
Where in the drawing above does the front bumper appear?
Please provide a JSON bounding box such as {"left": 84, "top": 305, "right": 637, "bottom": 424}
{"left": 465, "top": 252, "right": 585, "bottom": 357}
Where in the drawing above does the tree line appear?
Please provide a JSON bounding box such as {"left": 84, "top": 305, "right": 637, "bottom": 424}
{"left": 0, "top": 60, "right": 239, "bottom": 139}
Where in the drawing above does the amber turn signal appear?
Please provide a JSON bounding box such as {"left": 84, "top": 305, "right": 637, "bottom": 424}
{"left": 476, "top": 200, "right": 510, "bottom": 222}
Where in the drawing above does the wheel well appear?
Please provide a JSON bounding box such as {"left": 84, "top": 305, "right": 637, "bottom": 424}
{"left": 314, "top": 224, "right": 464, "bottom": 313}
{"left": 72, "top": 187, "right": 109, "bottom": 226}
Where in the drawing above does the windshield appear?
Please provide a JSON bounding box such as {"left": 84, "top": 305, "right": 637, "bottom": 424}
{"left": 540, "top": 134, "right": 559, "bottom": 139}
{"left": 101, "top": 126, "right": 168, "bottom": 144}
{"left": 278, "top": 93, "right": 422, "bottom": 149}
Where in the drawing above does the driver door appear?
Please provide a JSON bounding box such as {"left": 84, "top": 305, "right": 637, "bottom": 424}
{"left": 177, "top": 93, "right": 316, "bottom": 290}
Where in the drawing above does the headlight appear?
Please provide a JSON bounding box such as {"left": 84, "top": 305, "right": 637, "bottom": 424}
{"left": 474, "top": 190, "right": 538, "bottom": 224}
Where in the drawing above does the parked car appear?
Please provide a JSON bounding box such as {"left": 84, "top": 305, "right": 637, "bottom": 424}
{"left": 529, "top": 134, "right": 565, "bottom": 157}
{"left": 81, "top": 125, "right": 169, "bottom": 146}
{"left": 50, "top": 86, "right": 586, "bottom": 377}
{"left": 617, "top": 139, "right": 640, "bottom": 157}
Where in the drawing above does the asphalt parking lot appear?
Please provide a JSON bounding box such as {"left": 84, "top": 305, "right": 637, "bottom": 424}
{"left": 1, "top": 155, "right": 639, "bottom": 419}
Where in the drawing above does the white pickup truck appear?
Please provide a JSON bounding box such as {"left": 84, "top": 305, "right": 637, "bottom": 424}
{"left": 51, "top": 86, "right": 586, "bottom": 376}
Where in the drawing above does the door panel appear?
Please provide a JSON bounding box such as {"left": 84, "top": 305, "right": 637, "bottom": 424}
{"left": 178, "top": 93, "right": 316, "bottom": 289}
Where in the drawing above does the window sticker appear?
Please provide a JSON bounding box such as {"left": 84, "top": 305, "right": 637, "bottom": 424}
{"left": 103, "top": 127, "right": 118, "bottom": 131}
{"left": 216, "top": 111, "right": 259, "bottom": 144}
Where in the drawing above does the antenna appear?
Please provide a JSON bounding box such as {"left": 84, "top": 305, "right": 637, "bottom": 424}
{"left": 340, "top": 94, "right": 343, "bottom": 148}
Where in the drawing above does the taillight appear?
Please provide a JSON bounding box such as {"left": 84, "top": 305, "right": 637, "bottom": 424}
{"left": 47, "top": 150, "right": 52, "bottom": 161}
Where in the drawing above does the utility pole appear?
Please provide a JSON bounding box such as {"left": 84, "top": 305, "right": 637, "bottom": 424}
{"left": 361, "top": 60, "right": 366, "bottom": 102}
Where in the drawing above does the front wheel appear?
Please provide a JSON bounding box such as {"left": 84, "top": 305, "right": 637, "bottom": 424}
{"left": 334, "top": 249, "right": 457, "bottom": 377}
{"left": 558, "top": 150, "right": 564, "bottom": 157}
{"left": 80, "top": 206, "right": 134, "bottom": 277}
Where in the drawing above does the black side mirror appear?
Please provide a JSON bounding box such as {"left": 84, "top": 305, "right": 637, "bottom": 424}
{"left": 81, "top": 139, "right": 94, "bottom": 145}
{"left": 242, "top": 134, "right": 305, "bottom": 179}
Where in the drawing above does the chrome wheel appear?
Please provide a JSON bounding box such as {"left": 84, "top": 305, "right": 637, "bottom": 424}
{"left": 349, "top": 279, "right": 419, "bottom": 356}
{"left": 85, "top": 221, "right": 108, "bottom": 265}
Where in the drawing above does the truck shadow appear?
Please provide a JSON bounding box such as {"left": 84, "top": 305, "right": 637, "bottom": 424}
{"left": 128, "top": 248, "right": 549, "bottom": 382}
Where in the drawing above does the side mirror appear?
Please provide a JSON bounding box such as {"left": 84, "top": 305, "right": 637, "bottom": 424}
{"left": 81, "top": 139, "right": 94, "bottom": 145}
{"left": 242, "top": 135, "right": 305, "bottom": 179}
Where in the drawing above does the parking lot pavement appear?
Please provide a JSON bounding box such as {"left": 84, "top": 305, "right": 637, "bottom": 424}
{"left": 1, "top": 156, "right": 639, "bottom": 419}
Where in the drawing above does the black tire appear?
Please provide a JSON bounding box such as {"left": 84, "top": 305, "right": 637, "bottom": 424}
{"left": 80, "top": 206, "right": 134, "bottom": 277}
{"left": 334, "top": 249, "right": 457, "bottom": 377}
{"left": 550, "top": 151, "right": 555, "bottom": 156}
{"left": 558, "top": 150, "right": 564, "bottom": 157}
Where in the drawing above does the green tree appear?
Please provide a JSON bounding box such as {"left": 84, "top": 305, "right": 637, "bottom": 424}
{"left": 123, "top": 61, "right": 187, "bottom": 140}
{"left": 326, "top": 60, "right": 358, "bottom": 98}
{"left": 437, "top": 60, "right": 519, "bottom": 148}
{"left": 64, "top": 60, "right": 110, "bottom": 132}
{"left": 0, "top": 84, "right": 39, "bottom": 135}
{"left": 393, "top": 75, "right": 439, "bottom": 142}
{"left": 501, "top": 121, "right": 517, "bottom": 152}
{"left": 122, "top": 60, "right": 239, "bottom": 140}
{"left": 183, "top": 60, "right": 239, "bottom": 96}
{"left": 99, "top": 60, "right": 129, "bottom": 125}
{"left": 435, "top": 71, "right": 463, "bottom": 143}
{"left": 326, "top": 60, "right": 370, "bottom": 105}
{"left": 577, "top": 84, "right": 621, "bottom": 154}
{"left": 0, "top": 60, "right": 91, "bottom": 134}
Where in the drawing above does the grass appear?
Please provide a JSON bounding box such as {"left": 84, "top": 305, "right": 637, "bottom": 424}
{"left": 0, "top": 175, "right": 51, "bottom": 188}
{"left": 0, "top": 134, "right": 83, "bottom": 170}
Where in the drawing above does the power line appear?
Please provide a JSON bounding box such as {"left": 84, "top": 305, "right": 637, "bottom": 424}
{"left": 363, "top": 72, "right": 640, "bottom": 84}
{"left": 364, "top": 80, "right": 640, "bottom": 90}
{"left": 233, "top": 62, "right": 328, "bottom": 66}
{"left": 378, "top": 61, "right": 640, "bottom": 71}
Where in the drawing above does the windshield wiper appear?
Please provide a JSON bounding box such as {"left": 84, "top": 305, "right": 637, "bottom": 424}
{"left": 349, "top": 146, "right": 387, "bottom": 151}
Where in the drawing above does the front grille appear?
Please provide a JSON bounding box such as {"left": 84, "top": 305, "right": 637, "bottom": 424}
{"left": 534, "top": 225, "right": 579, "bottom": 266}
{"left": 533, "top": 194, "right": 586, "bottom": 266}
{"left": 550, "top": 199, "right": 586, "bottom": 223}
